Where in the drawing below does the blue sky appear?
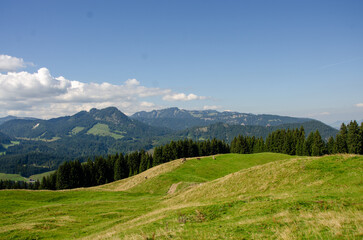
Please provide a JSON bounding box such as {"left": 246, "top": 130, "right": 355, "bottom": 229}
{"left": 0, "top": 0, "right": 362, "bottom": 124}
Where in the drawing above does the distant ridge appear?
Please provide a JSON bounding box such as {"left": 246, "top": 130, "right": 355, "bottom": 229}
{"left": 132, "top": 107, "right": 316, "bottom": 131}
{"left": 173, "top": 121, "right": 338, "bottom": 143}
{"left": 0, "top": 115, "right": 39, "bottom": 126}
{"left": 0, "top": 106, "right": 338, "bottom": 177}
{"left": 329, "top": 119, "right": 363, "bottom": 129}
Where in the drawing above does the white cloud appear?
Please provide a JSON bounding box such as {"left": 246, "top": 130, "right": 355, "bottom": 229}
{"left": 0, "top": 68, "right": 70, "bottom": 101}
{"left": 163, "top": 93, "right": 206, "bottom": 101}
{"left": 356, "top": 103, "right": 363, "bottom": 107}
{"left": 203, "top": 105, "right": 220, "bottom": 110}
{"left": 0, "top": 55, "right": 33, "bottom": 72}
{"left": 0, "top": 67, "right": 207, "bottom": 118}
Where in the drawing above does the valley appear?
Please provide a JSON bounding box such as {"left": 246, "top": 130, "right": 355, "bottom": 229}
{"left": 0, "top": 107, "right": 338, "bottom": 177}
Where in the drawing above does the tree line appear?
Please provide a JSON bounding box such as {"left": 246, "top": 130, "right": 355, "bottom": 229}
{"left": 39, "top": 139, "right": 229, "bottom": 190}
{"left": 1, "top": 121, "right": 361, "bottom": 190}
{"left": 230, "top": 121, "right": 362, "bottom": 156}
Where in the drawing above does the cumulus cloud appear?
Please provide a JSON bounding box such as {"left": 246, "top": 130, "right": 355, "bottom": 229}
{"left": 163, "top": 93, "right": 206, "bottom": 101}
{"left": 0, "top": 55, "right": 33, "bottom": 72}
{"left": 0, "top": 67, "right": 207, "bottom": 118}
{"left": 356, "top": 103, "right": 363, "bottom": 107}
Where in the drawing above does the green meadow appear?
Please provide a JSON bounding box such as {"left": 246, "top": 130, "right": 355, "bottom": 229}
{"left": 0, "top": 171, "right": 56, "bottom": 182}
{"left": 87, "top": 123, "right": 124, "bottom": 139}
{"left": 0, "top": 153, "right": 362, "bottom": 239}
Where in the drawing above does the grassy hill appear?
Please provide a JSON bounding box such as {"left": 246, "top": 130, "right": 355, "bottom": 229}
{"left": 0, "top": 153, "right": 361, "bottom": 239}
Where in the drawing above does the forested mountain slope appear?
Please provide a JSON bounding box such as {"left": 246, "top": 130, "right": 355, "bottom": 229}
{"left": 132, "top": 107, "right": 313, "bottom": 130}
{"left": 168, "top": 120, "right": 338, "bottom": 143}
{"left": 0, "top": 107, "right": 171, "bottom": 176}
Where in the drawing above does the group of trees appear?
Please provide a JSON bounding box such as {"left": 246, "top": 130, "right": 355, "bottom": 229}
{"left": 38, "top": 139, "right": 229, "bottom": 190}
{"left": 327, "top": 121, "right": 363, "bottom": 154}
{"left": 230, "top": 121, "right": 363, "bottom": 156}
{"left": 153, "top": 139, "right": 229, "bottom": 166}
{"left": 0, "top": 179, "right": 40, "bottom": 190}
{"left": 1, "top": 121, "right": 362, "bottom": 190}
{"left": 230, "top": 127, "right": 320, "bottom": 156}
{"left": 40, "top": 150, "right": 153, "bottom": 190}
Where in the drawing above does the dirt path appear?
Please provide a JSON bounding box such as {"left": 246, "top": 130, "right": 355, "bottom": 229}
{"left": 167, "top": 182, "right": 182, "bottom": 194}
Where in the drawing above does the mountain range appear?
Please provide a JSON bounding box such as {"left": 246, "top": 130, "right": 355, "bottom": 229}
{"left": 0, "top": 107, "right": 338, "bottom": 176}
{"left": 329, "top": 119, "right": 363, "bottom": 130}
{"left": 131, "top": 107, "right": 312, "bottom": 130}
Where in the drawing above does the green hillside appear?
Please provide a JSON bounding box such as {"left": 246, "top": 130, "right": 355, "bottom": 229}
{"left": 0, "top": 153, "right": 361, "bottom": 239}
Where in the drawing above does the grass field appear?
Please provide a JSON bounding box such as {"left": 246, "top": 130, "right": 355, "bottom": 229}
{"left": 0, "top": 173, "right": 27, "bottom": 181}
{"left": 0, "top": 153, "right": 362, "bottom": 239}
{"left": 0, "top": 141, "right": 20, "bottom": 155}
{"left": 87, "top": 123, "right": 124, "bottom": 139}
{"left": 29, "top": 171, "right": 57, "bottom": 181}
{"left": 0, "top": 170, "right": 55, "bottom": 182}
{"left": 70, "top": 126, "right": 85, "bottom": 135}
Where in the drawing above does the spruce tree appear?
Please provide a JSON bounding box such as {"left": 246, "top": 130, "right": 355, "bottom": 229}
{"left": 304, "top": 132, "right": 314, "bottom": 156}
{"left": 114, "top": 153, "right": 125, "bottom": 181}
{"left": 311, "top": 130, "right": 325, "bottom": 156}
{"left": 326, "top": 136, "right": 335, "bottom": 154}
{"left": 335, "top": 123, "right": 348, "bottom": 153}
{"left": 153, "top": 147, "right": 163, "bottom": 166}
{"left": 139, "top": 153, "right": 149, "bottom": 173}
{"left": 347, "top": 121, "right": 361, "bottom": 154}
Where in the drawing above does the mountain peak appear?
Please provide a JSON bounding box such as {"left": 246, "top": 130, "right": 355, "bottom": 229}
{"left": 89, "top": 107, "right": 129, "bottom": 124}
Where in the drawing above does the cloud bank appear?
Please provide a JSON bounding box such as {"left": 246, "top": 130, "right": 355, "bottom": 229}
{"left": 356, "top": 103, "right": 363, "bottom": 107}
{"left": 0, "top": 67, "right": 206, "bottom": 118}
{"left": 0, "top": 55, "right": 32, "bottom": 72}
{"left": 163, "top": 93, "right": 206, "bottom": 101}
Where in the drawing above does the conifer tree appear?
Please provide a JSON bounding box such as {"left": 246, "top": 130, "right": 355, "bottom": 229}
{"left": 311, "top": 130, "right": 325, "bottom": 156}
{"left": 335, "top": 123, "right": 348, "bottom": 153}
{"left": 295, "top": 126, "right": 306, "bottom": 156}
{"left": 153, "top": 147, "right": 163, "bottom": 166}
{"left": 139, "top": 152, "right": 149, "bottom": 173}
{"left": 347, "top": 121, "right": 361, "bottom": 154}
{"left": 114, "top": 153, "right": 125, "bottom": 181}
{"left": 56, "top": 161, "right": 72, "bottom": 189}
{"left": 326, "top": 136, "right": 335, "bottom": 154}
{"left": 304, "top": 132, "right": 314, "bottom": 156}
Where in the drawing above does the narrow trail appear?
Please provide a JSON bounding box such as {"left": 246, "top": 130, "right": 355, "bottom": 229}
{"left": 167, "top": 182, "right": 182, "bottom": 194}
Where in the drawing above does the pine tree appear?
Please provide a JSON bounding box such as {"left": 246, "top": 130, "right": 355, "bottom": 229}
{"left": 139, "top": 152, "right": 149, "bottom": 173}
{"left": 311, "top": 130, "right": 325, "bottom": 156}
{"left": 335, "top": 123, "right": 348, "bottom": 153}
{"left": 326, "top": 136, "right": 335, "bottom": 154}
{"left": 347, "top": 121, "right": 361, "bottom": 154}
{"left": 56, "top": 161, "right": 71, "bottom": 189}
{"left": 114, "top": 153, "right": 125, "bottom": 181}
{"left": 304, "top": 132, "right": 314, "bottom": 156}
{"left": 153, "top": 147, "right": 163, "bottom": 166}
